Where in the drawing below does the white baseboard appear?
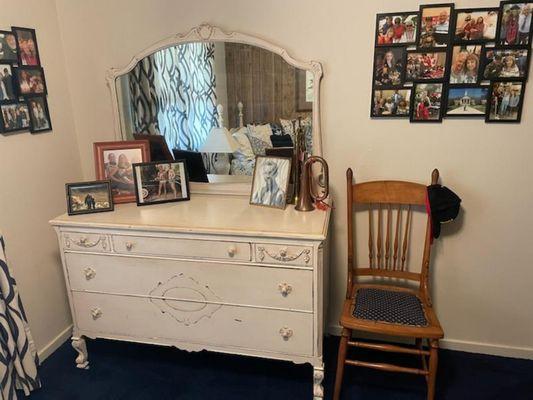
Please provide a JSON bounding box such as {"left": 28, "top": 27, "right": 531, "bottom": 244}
{"left": 38, "top": 324, "right": 72, "bottom": 362}
{"left": 327, "top": 324, "right": 533, "bottom": 360}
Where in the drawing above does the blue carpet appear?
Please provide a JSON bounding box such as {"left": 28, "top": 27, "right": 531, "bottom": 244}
{"left": 28, "top": 336, "right": 533, "bottom": 399}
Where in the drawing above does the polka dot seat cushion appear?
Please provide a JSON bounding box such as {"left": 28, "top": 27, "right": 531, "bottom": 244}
{"left": 352, "top": 288, "right": 428, "bottom": 327}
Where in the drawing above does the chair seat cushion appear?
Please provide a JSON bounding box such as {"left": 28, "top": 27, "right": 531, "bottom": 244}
{"left": 353, "top": 288, "right": 428, "bottom": 327}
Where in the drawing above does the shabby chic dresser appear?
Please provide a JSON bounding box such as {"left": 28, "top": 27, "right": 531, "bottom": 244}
{"left": 50, "top": 194, "right": 330, "bottom": 398}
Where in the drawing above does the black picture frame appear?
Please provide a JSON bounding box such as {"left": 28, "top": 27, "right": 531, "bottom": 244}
{"left": 448, "top": 44, "right": 484, "bottom": 85}
{"left": 409, "top": 82, "right": 446, "bottom": 123}
{"left": 0, "top": 63, "right": 17, "bottom": 102}
{"left": 132, "top": 160, "right": 191, "bottom": 206}
{"left": 444, "top": 85, "right": 490, "bottom": 118}
{"left": 27, "top": 95, "right": 52, "bottom": 133}
{"left": 375, "top": 11, "right": 419, "bottom": 47}
{"left": 370, "top": 86, "right": 412, "bottom": 118}
{"left": 0, "top": 30, "right": 18, "bottom": 64}
{"left": 485, "top": 80, "right": 525, "bottom": 122}
{"left": 372, "top": 46, "right": 407, "bottom": 88}
{"left": 495, "top": 1, "right": 533, "bottom": 47}
{"left": 0, "top": 101, "right": 30, "bottom": 134}
{"left": 14, "top": 66, "right": 47, "bottom": 96}
{"left": 65, "top": 180, "right": 114, "bottom": 216}
{"left": 480, "top": 46, "right": 531, "bottom": 81}
{"left": 11, "top": 26, "right": 40, "bottom": 66}
{"left": 405, "top": 50, "right": 448, "bottom": 83}
{"left": 452, "top": 8, "right": 500, "bottom": 44}
{"left": 417, "top": 3, "right": 455, "bottom": 50}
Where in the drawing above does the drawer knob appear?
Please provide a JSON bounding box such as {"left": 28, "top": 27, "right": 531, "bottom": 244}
{"left": 83, "top": 267, "right": 96, "bottom": 280}
{"left": 279, "top": 327, "right": 293, "bottom": 341}
{"left": 279, "top": 247, "right": 288, "bottom": 257}
{"left": 125, "top": 242, "right": 134, "bottom": 251}
{"left": 278, "top": 283, "right": 293, "bottom": 297}
{"left": 91, "top": 308, "right": 102, "bottom": 320}
{"left": 227, "top": 245, "right": 237, "bottom": 257}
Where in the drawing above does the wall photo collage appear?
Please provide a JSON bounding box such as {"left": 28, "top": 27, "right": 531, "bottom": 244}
{"left": 0, "top": 26, "right": 51, "bottom": 134}
{"left": 371, "top": 1, "right": 532, "bottom": 123}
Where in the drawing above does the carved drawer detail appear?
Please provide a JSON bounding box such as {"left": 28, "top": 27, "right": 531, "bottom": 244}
{"left": 63, "top": 232, "right": 110, "bottom": 253}
{"left": 255, "top": 244, "right": 313, "bottom": 266}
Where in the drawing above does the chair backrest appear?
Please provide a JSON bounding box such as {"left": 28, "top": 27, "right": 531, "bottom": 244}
{"left": 345, "top": 168, "right": 439, "bottom": 300}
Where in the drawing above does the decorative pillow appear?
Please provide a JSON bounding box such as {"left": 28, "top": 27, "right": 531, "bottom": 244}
{"left": 231, "top": 127, "right": 254, "bottom": 161}
{"left": 246, "top": 124, "right": 273, "bottom": 155}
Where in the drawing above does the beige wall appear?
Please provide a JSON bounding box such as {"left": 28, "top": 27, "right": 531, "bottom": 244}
{"left": 51, "top": 0, "right": 532, "bottom": 357}
{"left": 0, "top": 0, "right": 81, "bottom": 356}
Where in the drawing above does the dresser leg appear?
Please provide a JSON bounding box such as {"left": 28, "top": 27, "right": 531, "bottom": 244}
{"left": 313, "top": 364, "right": 324, "bottom": 400}
{"left": 72, "top": 336, "right": 89, "bottom": 369}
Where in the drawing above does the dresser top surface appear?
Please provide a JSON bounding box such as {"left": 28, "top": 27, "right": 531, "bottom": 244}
{"left": 51, "top": 195, "right": 330, "bottom": 240}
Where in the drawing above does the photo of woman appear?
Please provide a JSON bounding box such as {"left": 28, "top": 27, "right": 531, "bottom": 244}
{"left": 449, "top": 45, "right": 482, "bottom": 84}
{"left": 250, "top": 156, "right": 291, "bottom": 209}
{"left": 0, "top": 31, "right": 18, "bottom": 63}
{"left": 28, "top": 96, "right": 51, "bottom": 133}
{"left": 454, "top": 9, "right": 499, "bottom": 42}
{"left": 12, "top": 27, "right": 40, "bottom": 66}
{"left": 15, "top": 67, "right": 46, "bottom": 95}
{"left": 375, "top": 13, "right": 418, "bottom": 45}
{"left": 487, "top": 81, "right": 524, "bottom": 122}
{"left": 374, "top": 47, "right": 405, "bottom": 87}
{"left": 481, "top": 48, "right": 529, "bottom": 80}
{"left": 497, "top": 2, "right": 532, "bottom": 46}
{"left": 410, "top": 83, "right": 444, "bottom": 122}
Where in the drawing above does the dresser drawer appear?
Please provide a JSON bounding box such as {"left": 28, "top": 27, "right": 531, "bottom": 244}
{"left": 255, "top": 244, "right": 313, "bottom": 267}
{"left": 66, "top": 253, "right": 313, "bottom": 311}
{"left": 112, "top": 235, "right": 251, "bottom": 261}
{"left": 73, "top": 292, "right": 313, "bottom": 356}
{"left": 62, "top": 232, "right": 111, "bottom": 253}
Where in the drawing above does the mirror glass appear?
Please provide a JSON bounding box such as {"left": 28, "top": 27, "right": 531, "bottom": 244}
{"left": 114, "top": 41, "right": 315, "bottom": 184}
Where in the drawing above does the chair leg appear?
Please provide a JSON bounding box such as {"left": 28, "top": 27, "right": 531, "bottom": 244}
{"left": 427, "top": 339, "right": 439, "bottom": 400}
{"left": 333, "top": 328, "right": 351, "bottom": 400}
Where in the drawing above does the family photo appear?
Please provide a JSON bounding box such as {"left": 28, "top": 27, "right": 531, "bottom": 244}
{"left": 454, "top": 9, "right": 499, "bottom": 41}
{"left": 482, "top": 48, "right": 530, "bottom": 79}
{"left": 0, "top": 103, "right": 30, "bottom": 133}
{"left": 411, "top": 83, "right": 444, "bottom": 122}
{"left": 487, "top": 82, "right": 524, "bottom": 122}
{"left": 446, "top": 87, "right": 489, "bottom": 116}
{"left": 374, "top": 47, "right": 405, "bottom": 86}
{"left": 133, "top": 161, "right": 189, "bottom": 205}
{"left": 449, "top": 45, "right": 482, "bottom": 84}
{"left": 406, "top": 52, "right": 447, "bottom": 81}
{"left": 16, "top": 67, "right": 46, "bottom": 95}
{"left": 0, "top": 64, "right": 15, "bottom": 101}
{"left": 0, "top": 31, "right": 17, "bottom": 63}
{"left": 419, "top": 5, "right": 453, "bottom": 48}
{"left": 250, "top": 156, "right": 291, "bottom": 209}
{"left": 376, "top": 13, "right": 418, "bottom": 44}
{"left": 372, "top": 89, "right": 411, "bottom": 117}
{"left": 66, "top": 181, "right": 113, "bottom": 215}
{"left": 497, "top": 2, "right": 532, "bottom": 46}
{"left": 28, "top": 96, "right": 51, "bottom": 132}
{"left": 13, "top": 27, "right": 40, "bottom": 66}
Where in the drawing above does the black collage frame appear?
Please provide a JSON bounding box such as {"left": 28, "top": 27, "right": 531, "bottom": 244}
{"left": 371, "top": 1, "right": 532, "bottom": 124}
{"left": 0, "top": 26, "right": 51, "bottom": 134}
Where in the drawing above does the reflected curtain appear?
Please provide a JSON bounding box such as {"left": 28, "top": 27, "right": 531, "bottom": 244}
{"left": 0, "top": 234, "right": 41, "bottom": 399}
{"left": 128, "top": 43, "right": 218, "bottom": 151}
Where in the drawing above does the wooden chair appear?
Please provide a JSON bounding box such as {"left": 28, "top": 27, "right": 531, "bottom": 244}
{"left": 333, "top": 168, "right": 444, "bottom": 400}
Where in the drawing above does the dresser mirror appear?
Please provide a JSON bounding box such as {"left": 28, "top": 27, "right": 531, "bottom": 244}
{"left": 107, "top": 24, "right": 323, "bottom": 195}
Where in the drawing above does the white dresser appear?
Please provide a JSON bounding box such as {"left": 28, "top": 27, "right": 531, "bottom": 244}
{"left": 50, "top": 194, "right": 330, "bottom": 399}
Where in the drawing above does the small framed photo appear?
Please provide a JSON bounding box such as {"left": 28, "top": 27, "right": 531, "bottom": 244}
{"left": 417, "top": 3, "right": 454, "bottom": 48}
{"left": 94, "top": 140, "right": 151, "bottom": 204}
{"left": 486, "top": 81, "right": 525, "bottom": 122}
{"left": 66, "top": 180, "right": 114, "bottom": 216}
{"left": 410, "top": 83, "right": 445, "bottom": 122}
{"left": 449, "top": 45, "right": 483, "bottom": 84}
{"left": 27, "top": 95, "right": 52, "bottom": 133}
{"left": 371, "top": 88, "right": 411, "bottom": 118}
{"left": 12, "top": 27, "right": 40, "bottom": 66}
{"left": 445, "top": 86, "right": 489, "bottom": 117}
{"left": 373, "top": 47, "right": 406, "bottom": 87}
{"left": 0, "top": 31, "right": 18, "bottom": 63}
{"left": 453, "top": 8, "right": 500, "bottom": 43}
{"left": 132, "top": 161, "right": 190, "bottom": 206}
{"left": 250, "top": 156, "right": 291, "bottom": 209}
{"left": 0, "top": 102, "right": 30, "bottom": 134}
{"left": 15, "top": 66, "right": 47, "bottom": 96}
{"left": 481, "top": 47, "right": 530, "bottom": 80}
{"left": 496, "top": 2, "right": 533, "bottom": 47}
{"left": 405, "top": 51, "right": 447, "bottom": 82}
{"left": 0, "top": 64, "right": 16, "bottom": 101}
{"left": 375, "top": 12, "right": 418, "bottom": 46}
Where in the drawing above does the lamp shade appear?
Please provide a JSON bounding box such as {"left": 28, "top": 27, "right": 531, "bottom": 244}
{"left": 199, "top": 127, "right": 239, "bottom": 153}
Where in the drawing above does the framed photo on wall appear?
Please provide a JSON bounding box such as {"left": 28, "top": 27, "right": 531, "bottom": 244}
{"left": 375, "top": 12, "right": 419, "bottom": 46}
{"left": 373, "top": 46, "right": 406, "bottom": 87}
{"left": 370, "top": 87, "right": 411, "bottom": 118}
{"left": 27, "top": 95, "right": 52, "bottom": 133}
{"left": 405, "top": 51, "right": 448, "bottom": 82}
{"left": 0, "top": 63, "right": 16, "bottom": 101}
{"left": 449, "top": 44, "right": 483, "bottom": 84}
{"left": 417, "top": 3, "right": 455, "bottom": 49}
{"left": 453, "top": 8, "right": 500, "bottom": 43}
{"left": 480, "top": 47, "right": 530, "bottom": 81}
{"left": 133, "top": 161, "right": 190, "bottom": 206}
{"left": 486, "top": 81, "right": 525, "bottom": 122}
{"left": 409, "top": 82, "right": 445, "bottom": 122}
{"left": 0, "top": 101, "right": 30, "bottom": 134}
{"left": 12, "top": 26, "right": 40, "bottom": 66}
{"left": 65, "top": 180, "right": 114, "bottom": 216}
{"left": 445, "top": 86, "right": 489, "bottom": 117}
{"left": 14, "top": 66, "right": 47, "bottom": 96}
{"left": 0, "top": 31, "right": 18, "bottom": 63}
{"left": 495, "top": 1, "right": 533, "bottom": 47}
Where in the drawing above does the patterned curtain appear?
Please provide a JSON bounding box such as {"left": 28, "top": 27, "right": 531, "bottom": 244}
{"left": 0, "top": 235, "right": 41, "bottom": 399}
{"left": 128, "top": 43, "right": 218, "bottom": 151}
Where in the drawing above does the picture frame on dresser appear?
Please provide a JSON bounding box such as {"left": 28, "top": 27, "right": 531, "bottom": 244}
{"left": 65, "top": 180, "right": 114, "bottom": 215}
{"left": 250, "top": 155, "right": 291, "bottom": 209}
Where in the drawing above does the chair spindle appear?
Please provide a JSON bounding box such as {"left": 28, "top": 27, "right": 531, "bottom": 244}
{"left": 368, "top": 205, "right": 374, "bottom": 268}
{"left": 393, "top": 205, "right": 401, "bottom": 270}
{"left": 377, "top": 204, "right": 382, "bottom": 269}
{"left": 401, "top": 205, "right": 412, "bottom": 271}
{"left": 385, "top": 204, "right": 392, "bottom": 269}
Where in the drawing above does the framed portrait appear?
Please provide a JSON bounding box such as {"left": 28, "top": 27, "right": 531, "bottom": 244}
{"left": 486, "top": 81, "right": 525, "bottom": 122}
{"left": 417, "top": 3, "right": 455, "bottom": 48}
{"left": 409, "top": 83, "right": 445, "bottom": 123}
{"left": 373, "top": 47, "right": 406, "bottom": 87}
{"left": 0, "top": 31, "right": 18, "bottom": 63}
{"left": 94, "top": 140, "right": 150, "bottom": 204}
{"left": 296, "top": 69, "right": 313, "bottom": 111}
{"left": 375, "top": 12, "right": 418, "bottom": 46}
{"left": 449, "top": 44, "right": 483, "bottom": 84}
{"left": 250, "top": 156, "right": 291, "bottom": 209}
{"left": 370, "top": 88, "right": 411, "bottom": 118}
{"left": 453, "top": 8, "right": 500, "bottom": 43}
{"left": 14, "top": 66, "right": 47, "bottom": 96}
{"left": 12, "top": 27, "right": 40, "bottom": 66}
{"left": 445, "top": 86, "right": 489, "bottom": 117}
{"left": 481, "top": 47, "right": 530, "bottom": 81}
{"left": 65, "top": 180, "right": 114, "bottom": 216}
{"left": 405, "top": 51, "right": 447, "bottom": 82}
{"left": 132, "top": 160, "right": 190, "bottom": 206}
{"left": 0, "top": 102, "right": 30, "bottom": 134}
{"left": 496, "top": 2, "right": 533, "bottom": 47}
{"left": 27, "top": 95, "right": 52, "bottom": 133}
{"left": 0, "top": 64, "right": 16, "bottom": 101}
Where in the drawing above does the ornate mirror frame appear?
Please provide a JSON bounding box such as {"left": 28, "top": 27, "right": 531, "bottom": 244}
{"left": 106, "top": 23, "right": 323, "bottom": 196}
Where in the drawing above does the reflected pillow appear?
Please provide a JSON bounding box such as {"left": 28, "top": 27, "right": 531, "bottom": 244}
{"left": 246, "top": 124, "right": 273, "bottom": 156}
{"left": 232, "top": 127, "right": 254, "bottom": 161}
